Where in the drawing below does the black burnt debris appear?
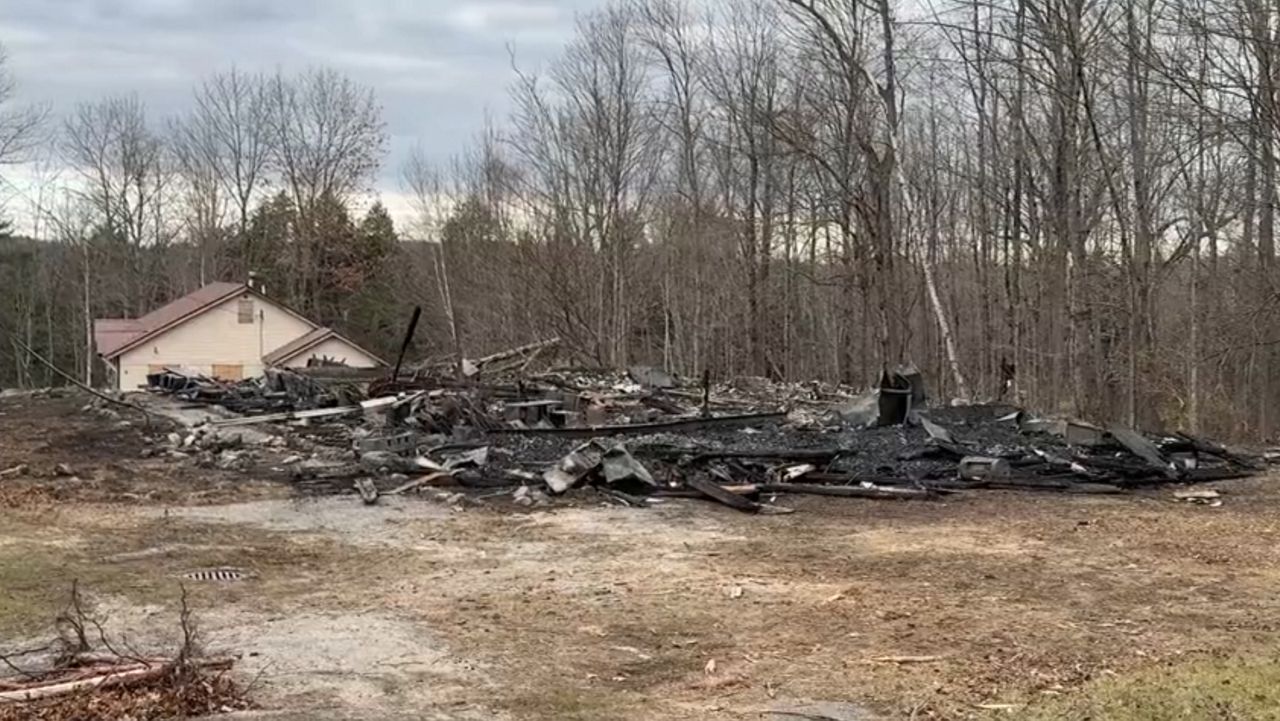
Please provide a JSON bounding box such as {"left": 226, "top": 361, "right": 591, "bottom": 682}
{"left": 140, "top": 358, "right": 1265, "bottom": 513}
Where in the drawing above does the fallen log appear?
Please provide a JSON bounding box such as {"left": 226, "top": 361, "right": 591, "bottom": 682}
{"left": 757, "top": 483, "right": 932, "bottom": 500}
{"left": 474, "top": 337, "right": 561, "bottom": 368}
{"left": 488, "top": 411, "right": 786, "bottom": 438}
{"left": 0, "top": 663, "right": 153, "bottom": 694}
{"left": 0, "top": 658, "right": 233, "bottom": 703}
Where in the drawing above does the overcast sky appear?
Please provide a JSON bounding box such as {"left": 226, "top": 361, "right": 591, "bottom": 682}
{"left": 1, "top": 0, "right": 604, "bottom": 228}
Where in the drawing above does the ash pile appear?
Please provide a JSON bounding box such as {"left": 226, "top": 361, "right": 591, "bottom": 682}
{"left": 142, "top": 352, "right": 1265, "bottom": 512}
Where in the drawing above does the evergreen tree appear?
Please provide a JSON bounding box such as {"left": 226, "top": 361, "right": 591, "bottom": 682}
{"left": 232, "top": 192, "right": 294, "bottom": 297}
{"left": 346, "top": 200, "right": 401, "bottom": 345}
{"left": 358, "top": 201, "right": 398, "bottom": 259}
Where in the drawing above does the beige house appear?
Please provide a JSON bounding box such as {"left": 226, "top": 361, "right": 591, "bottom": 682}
{"left": 95, "top": 282, "right": 384, "bottom": 391}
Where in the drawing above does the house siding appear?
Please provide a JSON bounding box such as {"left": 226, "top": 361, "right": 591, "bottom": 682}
{"left": 279, "top": 338, "right": 382, "bottom": 369}
{"left": 115, "top": 293, "right": 315, "bottom": 391}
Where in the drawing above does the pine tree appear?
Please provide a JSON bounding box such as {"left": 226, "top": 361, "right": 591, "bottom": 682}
{"left": 345, "top": 200, "right": 401, "bottom": 345}
{"left": 358, "top": 201, "right": 398, "bottom": 259}
{"left": 233, "top": 192, "right": 294, "bottom": 297}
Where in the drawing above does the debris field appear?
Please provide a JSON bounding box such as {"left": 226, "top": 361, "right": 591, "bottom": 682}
{"left": 136, "top": 346, "right": 1265, "bottom": 513}
{"left": 3, "top": 359, "right": 1280, "bottom": 719}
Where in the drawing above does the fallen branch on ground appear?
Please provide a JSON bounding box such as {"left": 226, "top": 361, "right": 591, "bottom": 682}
{"left": 0, "top": 658, "right": 233, "bottom": 703}
{"left": 869, "top": 655, "right": 945, "bottom": 664}
{"left": 4, "top": 332, "right": 154, "bottom": 427}
{"left": 0, "top": 582, "right": 249, "bottom": 720}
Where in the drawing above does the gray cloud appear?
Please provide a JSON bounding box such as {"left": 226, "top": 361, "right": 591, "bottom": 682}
{"left": 0, "top": 0, "right": 601, "bottom": 201}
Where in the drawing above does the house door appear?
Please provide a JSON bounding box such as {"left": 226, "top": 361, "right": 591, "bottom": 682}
{"left": 211, "top": 364, "right": 244, "bottom": 381}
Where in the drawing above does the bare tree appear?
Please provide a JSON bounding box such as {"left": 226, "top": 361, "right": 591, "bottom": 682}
{"left": 61, "top": 94, "right": 175, "bottom": 315}
{"left": 267, "top": 68, "right": 387, "bottom": 314}
{"left": 0, "top": 45, "right": 46, "bottom": 173}
{"left": 403, "top": 147, "right": 463, "bottom": 362}
{"left": 508, "top": 6, "right": 664, "bottom": 365}
{"left": 171, "top": 69, "right": 274, "bottom": 283}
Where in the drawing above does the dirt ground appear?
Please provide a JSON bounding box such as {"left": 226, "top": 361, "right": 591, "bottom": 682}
{"left": 3, "top": 394, "right": 1280, "bottom": 720}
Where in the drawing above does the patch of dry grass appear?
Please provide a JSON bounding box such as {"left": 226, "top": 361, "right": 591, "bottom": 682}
{"left": 1012, "top": 653, "right": 1280, "bottom": 720}
{"left": 0, "top": 506, "right": 379, "bottom": 638}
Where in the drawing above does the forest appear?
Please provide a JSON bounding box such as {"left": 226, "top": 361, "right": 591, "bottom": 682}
{"left": 0, "top": 0, "right": 1277, "bottom": 441}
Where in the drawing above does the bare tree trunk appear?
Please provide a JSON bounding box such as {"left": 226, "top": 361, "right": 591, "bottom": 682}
{"left": 82, "top": 243, "right": 92, "bottom": 387}
{"left": 880, "top": 0, "right": 969, "bottom": 397}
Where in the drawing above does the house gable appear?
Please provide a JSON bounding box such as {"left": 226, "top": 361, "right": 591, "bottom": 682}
{"left": 284, "top": 336, "right": 382, "bottom": 368}
{"left": 102, "top": 283, "right": 317, "bottom": 361}
{"left": 263, "top": 327, "right": 386, "bottom": 368}
{"left": 114, "top": 292, "right": 316, "bottom": 390}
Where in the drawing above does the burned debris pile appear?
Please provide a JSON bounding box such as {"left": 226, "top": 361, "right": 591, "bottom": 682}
{"left": 145, "top": 367, "right": 361, "bottom": 414}
{"left": 139, "top": 357, "right": 1264, "bottom": 513}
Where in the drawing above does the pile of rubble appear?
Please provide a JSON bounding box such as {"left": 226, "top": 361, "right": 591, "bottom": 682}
{"left": 145, "top": 367, "right": 361, "bottom": 414}
{"left": 140, "top": 361, "right": 1264, "bottom": 513}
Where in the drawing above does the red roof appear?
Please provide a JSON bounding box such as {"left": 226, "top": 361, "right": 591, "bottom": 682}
{"left": 93, "top": 319, "right": 145, "bottom": 358}
{"left": 94, "top": 282, "right": 252, "bottom": 359}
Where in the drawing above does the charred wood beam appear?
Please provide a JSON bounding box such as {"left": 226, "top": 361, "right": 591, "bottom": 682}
{"left": 1069, "top": 455, "right": 1168, "bottom": 479}
{"left": 1164, "top": 433, "right": 1264, "bottom": 470}
{"left": 487, "top": 411, "right": 786, "bottom": 438}
{"left": 1175, "top": 468, "right": 1254, "bottom": 483}
{"left": 640, "top": 394, "right": 688, "bottom": 415}
{"left": 633, "top": 446, "right": 850, "bottom": 463}
{"left": 690, "top": 449, "right": 850, "bottom": 463}
{"left": 391, "top": 306, "right": 422, "bottom": 381}
{"left": 684, "top": 474, "right": 762, "bottom": 512}
{"left": 756, "top": 482, "right": 933, "bottom": 500}
{"left": 1108, "top": 426, "right": 1179, "bottom": 480}
{"left": 929, "top": 475, "right": 1125, "bottom": 493}
{"left": 653, "top": 484, "right": 760, "bottom": 499}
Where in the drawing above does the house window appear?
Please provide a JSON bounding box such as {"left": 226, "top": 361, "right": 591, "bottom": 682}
{"left": 212, "top": 364, "right": 244, "bottom": 381}
{"left": 237, "top": 298, "right": 254, "bottom": 324}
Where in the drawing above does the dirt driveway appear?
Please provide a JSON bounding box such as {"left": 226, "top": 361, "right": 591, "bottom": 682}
{"left": 2, "top": 395, "right": 1280, "bottom": 720}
